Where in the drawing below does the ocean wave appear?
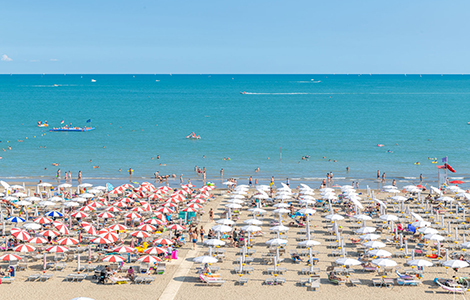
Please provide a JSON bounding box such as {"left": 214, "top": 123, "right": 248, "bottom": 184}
{"left": 449, "top": 177, "right": 465, "bottom": 179}
{"left": 242, "top": 92, "right": 310, "bottom": 95}
{"left": 404, "top": 177, "right": 417, "bottom": 179}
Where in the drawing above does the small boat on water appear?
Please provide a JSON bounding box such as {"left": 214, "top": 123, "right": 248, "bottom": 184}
{"left": 91, "top": 79, "right": 96, "bottom": 82}
{"left": 37, "top": 121, "right": 49, "bottom": 127}
{"left": 186, "top": 132, "right": 201, "bottom": 139}
{"left": 50, "top": 127, "right": 95, "bottom": 132}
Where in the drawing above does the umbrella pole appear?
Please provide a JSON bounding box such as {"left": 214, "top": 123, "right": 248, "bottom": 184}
{"left": 306, "top": 217, "right": 310, "bottom": 240}
{"left": 43, "top": 252, "right": 47, "bottom": 270}
{"left": 405, "top": 239, "right": 408, "bottom": 255}
{"left": 77, "top": 253, "right": 81, "bottom": 271}
{"left": 309, "top": 247, "right": 313, "bottom": 272}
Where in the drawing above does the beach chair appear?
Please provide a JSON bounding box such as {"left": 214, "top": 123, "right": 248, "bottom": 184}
{"left": 38, "top": 274, "right": 53, "bottom": 282}
{"left": 350, "top": 278, "right": 361, "bottom": 286}
{"left": 64, "top": 274, "right": 76, "bottom": 282}
{"left": 309, "top": 278, "right": 320, "bottom": 291}
{"left": 396, "top": 278, "right": 420, "bottom": 286}
{"left": 134, "top": 276, "right": 145, "bottom": 284}
{"left": 109, "top": 276, "right": 130, "bottom": 285}
{"left": 372, "top": 278, "right": 383, "bottom": 287}
{"left": 144, "top": 276, "right": 156, "bottom": 284}
{"left": 237, "top": 277, "right": 249, "bottom": 285}
{"left": 26, "top": 274, "right": 41, "bottom": 282}
{"left": 55, "top": 262, "right": 66, "bottom": 271}
{"left": 1, "top": 277, "right": 15, "bottom": 284}
{"left": 199, "top": 274, "right": 225, "bottom": 286}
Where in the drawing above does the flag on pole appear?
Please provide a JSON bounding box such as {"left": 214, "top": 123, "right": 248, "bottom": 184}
{"left": 60, "top": 120, "right": 64, "bottom": 124}
{"left": 442, "top": 157, "right": 448, "bottom": 163}
{"left": 86, "top": 119, "right": 91, "bottom": 123}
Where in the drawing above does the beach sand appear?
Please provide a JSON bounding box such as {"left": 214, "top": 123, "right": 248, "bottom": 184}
{"left": 0, "top": 186, "right": 465, "bottom": 300}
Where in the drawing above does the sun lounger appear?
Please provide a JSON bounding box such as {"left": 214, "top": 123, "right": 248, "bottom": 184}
{"left": 436, "top": 281, "right": 467, "bottom": 293}
{"left": 26, "top": 274, "right": 41, "bottom": 282}
{"left": 144, "top": 276, "right": 155, "bottom": 284}
{"left": 1, "top": 277, "right": 15, "bottom": 284}
{"left": 350, "top": 278, "right": 361, "bottom": 286}
{"left": 199, "top": 274, "right": 225, "bottom": 286}
{"left": 396, "top": 278, "right": 421, "bottom": 286}
{"left": 38, "top": 274, "right": 53, "bottom": 282}
{"left": 55, "top": 262, "right": 67, "bottom": 271}
{"left": 237, "top": 277, "right": 249, "bottom": 285}
{"left": 382, "top": 278, "right": 394, "bottom": 288}
{"left": 372, "top": 278, "right": 383, "bottom": 287}
{"left": 64, "top": 274, "right": 76, "bottom": 282}
{"left": 309, "top": 278, "right": 320, "bottom": 291}
{"left": 109, "top": 276, "right": 130, "bottom": 285}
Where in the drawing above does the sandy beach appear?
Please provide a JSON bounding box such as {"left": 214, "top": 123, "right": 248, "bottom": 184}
{"left": 0, "top": 182, "right": 468, "bottom": 300}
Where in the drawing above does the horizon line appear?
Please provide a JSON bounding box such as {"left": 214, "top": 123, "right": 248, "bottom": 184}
{"left": 1, "top": 73, "right": 469, "bottom": 75}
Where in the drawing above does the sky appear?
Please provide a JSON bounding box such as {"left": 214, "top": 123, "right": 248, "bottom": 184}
{"left": 0, "top": 0, "right": 468, "bottom": 74}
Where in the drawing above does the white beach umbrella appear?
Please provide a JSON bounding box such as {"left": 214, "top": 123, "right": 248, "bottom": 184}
{"left": 417, "top": 227, "right": 438, "bottom": 235}
{"left": 423, "top": 234, "right": 445, "bottom": 241}
{"left": 241, "top": 225, "right": 261, "bottom": 232}
{"left": 379, "top": 214, "right": 398, "bottom": 221}
{"left": 325, "top": 214, "right": 344, "bottom": 221}
{"left": 225, "top": 203, "right": 242, "bottom": 209}
{"left": 443, "top": 260, "right": 469, "bottom": 269}
{"left": 248, "top": 208, "right": 266, "bottom": 214}
{"left": 272, "top": 208, "right": 290, "bottom": 215}
{"left": 203, "top": 239, "right": 225, "bottom": 246}
{"left": 211, "top": 225, "right": 232, "bottom": 232}
{"left": 297, "top": 240, "right": 321, "bottom": 247}
{"left": 265, "top": 238, "right": 288, "bottom": 246}
{"left": 355, "top": 227, "right": 376, "bottom": 234}
{"left": 412, "top": 220, "right": 431, "bottom": 228}
{"left": 363, "top": 241, "right": 386, "bottom": 248}
{"left": 353, "top": 214, "right": 372, "bottom": 221}
{"left": 360, "top": 234, "right": 381, "bottom": 240}
{"left": 273, "top": 203, "right": 290, "bottom": 208}
{"left": 367, "top": 249, "right": 392, "bottom": 257}
{"left": 391, "top": 196, "right": 407, "bottom": 201}
{"left": 335, "top": 257, "right": 361, "bottom": 266}
{"left": 371, "top": 258, "right": 397, "bottom": 267}
{"left": 269, "top": 225, "right": 289, "bottom": 232}
{"left": 297, "top": 208, "right": 316, "bottom": 215}
{"left": 243, "top": 218, "right": 263, "bottom": 225}
{"left": 216, "top": 219, "right": 235, "bottom": 225}
{"left": 406, "top": 259, "right": 433, "bottom": 267}
{"left": 193, "top": 256, "right": 218, "bottom": 264}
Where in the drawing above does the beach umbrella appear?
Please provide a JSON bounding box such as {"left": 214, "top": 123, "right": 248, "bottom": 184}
{"left": 360, "top": 233, "right": 381, "bottom": 240}
{"left": 297, "top": 240, "right": 321, "bottom": 247}
{"left": 167, "top": 224, "right": 186, "bottom": 231}
{"left": 28, "top": 237, "right": 47, "bottom": 244}
{"left": 144, "top": 247, "right": 167, "bottom": 255}
{"left": 379, "top": 214, "right": 399, "bottom": 221}
{"left": 83, "top": 225, "right": 97, "bottom": 235}
{"left": 413, "top": 220, "right": 431, "bottom": 228}
{"left": 46, "top": 245, "right": 69, "bottom": 252}
{"left": 98, "top": 212, "right": 115, "bottom": 219}
{"left": 155, "top": 207, "right": 173, "bottom": 214}
{"left": 211, "top": 225, "right": 232, "bottom": 232}
{"left": 0, "top": 254, "right": 22, "bottom": 261}
{"left": 63, "top": 201, "right": 79, "bottom": 208}
{"left": 71, "top": 211, "right": 89, "bottom": 218}
{"left": 102, "top": 255, "right": 125, "bottom": 263}
{"left": 53, "top": 222, "right": 69, "bottom": 235}
{"left": 371, "top": 258, "right": 397, "bottom": 267}
{"left": 272, "top": 208, "right": 290, "bottom": 215}
{"left": 34, "top": 217, "right": 53, "bottom": 224}
{"left": 248, "top": 208, "right": 267, "bottom": 215}
{"left": 113, "top": 246, "right": 135, "bottom": 253}
{"left": 269, "top": 225, "right": 289, "bottom": 232}
{"left": 203, "top": 239, "right": 225, "bottom": 246}
{"left": 138, "top": 255, "right": 161, "bottom": 263}
{"left": 40, "top": 230, "right": 60, "bottom": 237}
{"left": 417, "top": 227, "right": 438, "bottom": 235}
{"left": 99, "top": 231, "right": 119, "bottom": 242}
{"left": 407, "top": 259, "right": 433, "bottom": 267}
{"left": 130, "top": 231, "right": 150, "bottom": 238}
{"left": 106, "top": 207, "right": 122, "bottom": 213}
{"left": 363, "top": 241, "right": 386, "bottom": 248}
{"left": 13, "top": 244, "right": 36, "bottom": 252}
{"left": 265, "top": 238, "right": 288, "bottom": 246}
{"left": 7, "top": 216, "right": 25, "bottom": 223}
{"left": 23, "top": 222, "right": 41, "bottom": 230}
{"left": 243, "top": 219, "right": 263, "bottom": 225}
{"left": 138, "top": 224, "right": 156, "bottom": 232}
{"left": 91, "top": 237, "right": 112, "bottom": 244}
{"left": 241, "top": 225, "right": 261, "bottom": 232}
{"left": 443, "top": 260, "right": 469, "bottom": 269}
{"left": 45, "top": 210, "right": 63, "bottom": 218}
{"left": 216, "top": 219, "right": 235, "bottom": 225}
{"left": 353, "top": 214, "right": 373, "bottom": 221}
{"left": 11, "top": 230, "right": 31, "bottom": 241}
{"left": 145, "top": 219, "right": 165, "bottom": 225}
{"left": 335, "top": 257, "right": 361, "bottom": 266}
{"left": 325, "top": 214, "right": 344, "bottom": 221}
{"left": 108, "top": 224, "right": 128, "bottom": 231}
{"left": 16, "top": 200, "right": 32, "bottom": 206}
{"left": 38, "top": 201, "right": 56, "bottom": 207}
{"left": 57, "top": 238, "right": 79, "bottom": 245}
{"left": 355, "top": 227, "right": 376, "bottom": 234}
{"left": 154, "top": 238, "right": 173, "bottom": 245}
{"left": 181, "top": 207, "right": 197, "bottom": 212}
{"left": 423, "top": 234, "right": 445, "bottom": 241}
{"left": 193, "top": 256, "right": 217, "bottom": 264}
{"left": 367, "top": 249, "right": 392, "bottom": 257}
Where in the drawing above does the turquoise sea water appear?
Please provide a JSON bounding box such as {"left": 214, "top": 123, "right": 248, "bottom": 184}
{"left": 0, "top": 74, "right": 469, "bottom": 187}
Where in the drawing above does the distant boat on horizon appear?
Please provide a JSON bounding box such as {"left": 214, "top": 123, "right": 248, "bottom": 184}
{"left": 91, "top": 79, "right": 96, "bottom": 82}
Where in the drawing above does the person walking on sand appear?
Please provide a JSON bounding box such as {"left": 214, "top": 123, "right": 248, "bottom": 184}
{"left": 382, "top": 173, "right": 385, "bottom": 183}
{"left": 78, "top": 171, "right": 82, "bottom": 184}
{"left": 180, "top": 174, "right": 183, "bottom": 185}
{"left": 220, "top": 168, "right": 223, "bottom": 178}
{"left": 377, "top": 170, "right": 380, "bottom": 180}
{"left": 200, "top": 226, "right": 205, "bottom": 243}
{"left": 420, "top": 174, "right": 423, "bottom": 184}
{"left": 209, "top": 208, "right": 213, "bottom": 221}
{"left": 191, "top": 231, "right": 197, "bottom": 249}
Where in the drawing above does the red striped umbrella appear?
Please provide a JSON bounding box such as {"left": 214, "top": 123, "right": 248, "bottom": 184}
{"left": 138, "top": 224, "right": 156, "bottom": 232}
{"left": 144, "top": 246, "right": 167, "bottom": 255}
{"left": 34, "top": 217, "right": 53, "bottom": 224}
{"left": 99, "top": 231, "right": 119, "bottom": 242}
{"left": 57, "top": 237, "right": 79, "bottom": 245}
{"left": 153, "top": 238, "right": 174, "bottom": 245}
{"left": 148, "top": 194, "right": 162, "bottom": 201}
{"left": 137, "top": 255, "right": 161, "bottom": 263}
{"left": 83, "top": 225, "right": 97, "bottom": 235}
{"left": 90, "top": 237, "right": 112, "bottom": 244}
{"left": 114, "top": 201, "right": 128, "bottom": 208}
{"left": 163, "top": 202, "right": 178, "bottom": 208}
{"left": 39, "top": 230, "right": 60, "bottom": 237}
{"left": 80, "top": 221, "right": 92, "bottom": 227}
{"left": 79, "top": 205, "right": 94, "bottom": 212}
{"left": 130, "top": 231, "right": 150, "bottom": 238}
{"left": 153, "top": 213, "right": 166, "bottom": 221}
{"left": 53, "top": 222, "right": 70, "bottom": 235}
{"left": 141, "top": 203, "right": 152, "bottom": 211}
{"left": 124, "top": 212, "right": 142, "bottom": 219}
{"left": 28, "top": 237, "right": 48, "bottom": 244}
{"left": 187, "top": 203, "right": 203, "bottom": 209}
{"left": 167, "top": 224, "right": 186, "bottom": 231}
{"left": 182, "top": 207, "right": 197, "bottom": 212}
{"left": 46, "top": 245, "right": 69, "bottom": 253}
{"left": 106, "top": 207, "right": 122, "bottom": 212}
{"left": 98, "top": 212, "right": 115, "bottom": 219}
{"left": 71, "top": 211, "right": 89, "bottom": 218}
{"left": 113, "top": 246, "right": 135, "bottom": 253}
{"left": 190, "top": 199, "right": 206, "bottom": 203}
{"left": 11, "top": 229, "right": 31, "bottom": 241}
{"left": 98, "top": 228, "right": 112, "bottom": 234}
{"left": 131, "top": 207, "right": 145, "bottom": 212}
{"left": 0, "top": 254, "right": 22, "bottom": 261}
{"left": 13, "top": 244, "right": 36, "bottom": 253}
{"left": 102, "top": 255, "right": 125, "bottom": 262}
{"left": 122, "top": 198, "right": 135, "bottom": 203}
{"left": 108, "top": 224, "right": 127, "bottom": 231}
{"left": 145, "top": 219, "right": 165, "bottom": 225}
{"left": 88, "top": 201, "right": 104, "bottom": 208}
{"left": 155, "top": 207, "right": 173, "bottom": 214}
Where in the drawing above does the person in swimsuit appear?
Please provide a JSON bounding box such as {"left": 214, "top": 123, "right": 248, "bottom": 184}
{"left": 200, "top": 226, "right": 205, "bottom": 243}
{"left": 191, "top": 232, "right": 197, "bottom": 249}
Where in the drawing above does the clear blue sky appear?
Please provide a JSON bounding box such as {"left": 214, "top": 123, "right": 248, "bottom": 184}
{"left": 0, "top": 0, "right": 468, "bottom": 74}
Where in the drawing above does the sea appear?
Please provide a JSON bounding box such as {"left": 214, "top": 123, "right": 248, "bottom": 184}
{"left": 0, "top": 74, "right": 469, "bottom": 189}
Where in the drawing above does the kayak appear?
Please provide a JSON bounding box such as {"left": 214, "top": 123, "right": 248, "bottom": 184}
{"left": 49, "top": 127, "right": 95, "bottom": 132}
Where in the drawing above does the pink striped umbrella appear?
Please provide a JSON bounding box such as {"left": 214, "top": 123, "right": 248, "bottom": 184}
{"left": 0, "top": 254, "right": 22, "bottom": 261}
{"left": 166, "top": 198, "right": 182, "bottom": 204}
{"left": 144, "top": 246, "right": 167, "bottom": 255}
{"left": 13, "top": 244, "right": 36, "bottom": 253}
{"left": 137, "top": 224, "right": 156, "bottom": 232}
{"left": 121, "top": 198, "right": 135, "bottom": 204}
{"left": 137, "top": 255, "right": 161, "bottom": 263}
{"left": 39, "top": 230, "right": 60, "bottom": 237}
{"left": 108, "top": 224, "right": 127, "bottom": 231}
{"left": 12, "top": 230, "right": 31, "bottom": 241}
{"left": 141, "top": 203, "right": 152, "bottom": 211}
{"left": 88, "top": 201, "right": 104, "bottom": 208}
{"left": 34, "top": 217, "right": 53, "bottom": 224}
{"left": 28, "top": 237, "right": 48, "bottom": 244}
{"left": 113, "top": 246, "right": 135, "bottom": 253}
{"left": 102, "top": 255, "right": 125, "bottom": 262}
{"left": 114, "top": 201, "right": 128, "bottom": 208}
{"left": 46, "top": 245, "right": 69, "bottom": 253}
{"left": 57, "top": 238, "right": 79, "bottom": 245}
{"left": 71, "top": 211, "right": 89, "bottom": 218}
{"left": 130, "top": 231, "right": 150, "bottom": 238}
